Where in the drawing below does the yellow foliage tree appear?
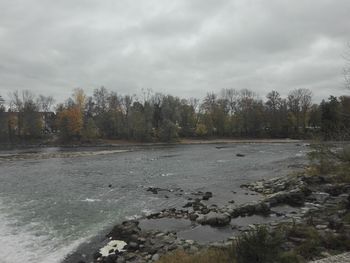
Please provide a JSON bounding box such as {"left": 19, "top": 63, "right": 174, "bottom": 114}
{"left": 57, "top": 106, "right": 83, "bottom": 140}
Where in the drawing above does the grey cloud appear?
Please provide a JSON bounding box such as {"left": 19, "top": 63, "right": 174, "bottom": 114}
{"left": 0, "top": 0, "right": 349, "bottom": 104}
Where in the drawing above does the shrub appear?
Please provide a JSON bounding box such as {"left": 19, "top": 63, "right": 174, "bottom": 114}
{"left": 278, "top": 251, "right": 305, "bottom": 263}
{"left": 286, "top": 225, "right": 322, "bottom": 260}
{"left": 234, "top": 226, "right": 282, "bottom": 263}
{"left": 307, "top": 143, "right": 336, "bottom": 175}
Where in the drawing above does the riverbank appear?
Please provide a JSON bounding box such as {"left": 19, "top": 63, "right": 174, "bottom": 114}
{"left": 63, "top": 144, "right": 350, "bottom": 263}
{"left": 0, "top": 138, "right": 303, "bottom": 150}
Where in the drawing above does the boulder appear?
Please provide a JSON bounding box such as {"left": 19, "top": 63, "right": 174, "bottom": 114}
{"left": 202, "top": 192, "right": 213, "bottom": 200}
{"left": 196, "top": 212, "right": 231, "bottom": 226}
{"left": 152, "top": 254, "right": 160, "bottom": 261}
{"left": 108, "top": 221, "right": 141, "bottom": 241}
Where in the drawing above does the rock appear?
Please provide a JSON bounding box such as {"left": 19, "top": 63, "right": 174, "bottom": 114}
{"left": 236, "top": 153, "right": 245, "bottom": 157}
{"left": 202, "top": 192, "right": 213, "bottom": 200}
{"left": 323, "top": 184, "right": 346, "bottom": 196}
{"left": 128, "top": 241, "right": 139, "bottom": 250}
{"left": 152, "top": 254, "right": 160, "bottom": 261}
{"left": 108, "top": 221, "right": 141, "bottom": 241}
{"left": 183, "top": 202, "right": 193, "bottom": 208}
{"left": 125, "top": 253, "right": 137, "bottom": 261}
{"left": 315, "top": 224, "right": 328, "bottom": 230}
{"left": 147, "top": 187, "right": 160, "bottom": 194}
{"left": 105, "top": 254, "right": 117, "bottom": 263}
{"left": 266, "top": 190, "right": 305, "bottom": 207}
{"left": 286, "top": 189, "right": 305, "bottom": 206}
{"left": 254, "top": 202, "right": 270, "bottom": 215}
{"left": 196, "top": 212, "right": 231, "bottom": 226}
{"left": 138, "top": 237, "right": 146, "bottom": 243}
{"left": 116, "top": 257, "right": 126, "bottom": 263}
{"left": 189, "top": 213, "right": 199, "bottom": 221}
{"left": 309, "top": 192, "right": 330, "bottom": 204}
{"left": 93, "top": 252, "right": 102, "bottom": 260}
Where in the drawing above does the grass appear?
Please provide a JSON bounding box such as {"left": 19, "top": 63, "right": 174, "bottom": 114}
{"left": 157, "top": 226, "right": 303, "bottom": 263}
{"left": 157, "top": 223, "right": 350, "bottom": 263}
{"left": 156, "top": 249, "right": 231, "bottom": 263}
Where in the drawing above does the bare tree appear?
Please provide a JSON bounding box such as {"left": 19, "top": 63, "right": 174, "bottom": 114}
{"left": 9, "top": 90, "right": 23, "bottom": 112}
{"left": 93, "top": 86, "right": 109, "bottom": 114}
{"left": 288, "top": 88, "right": 312, "bottom": 133}
{"left": 221, "top": 88, "right": 240, "bottom": 115}
{"left": 344, "top": 43, "right": 350, "bottom": 90}
{"left": 0, "top": 95, "right": 5, "bottom": 112}
{"left": 37, "top": 95, "right": 54, "bottom": 112}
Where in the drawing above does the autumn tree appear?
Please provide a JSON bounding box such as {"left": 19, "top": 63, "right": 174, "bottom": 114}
{"left": 56, "top": 89, "right": 86, "bottom": 141}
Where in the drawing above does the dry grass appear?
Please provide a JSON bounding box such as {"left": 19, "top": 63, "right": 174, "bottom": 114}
{"left": 156, "top": 249, "right": 232, "bottom": 263}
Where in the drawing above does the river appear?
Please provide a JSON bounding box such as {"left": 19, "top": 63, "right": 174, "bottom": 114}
{"left": 0, "top": 143, "right": 307, "bottom": 263}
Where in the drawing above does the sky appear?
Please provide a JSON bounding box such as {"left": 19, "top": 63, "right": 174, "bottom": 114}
{"left": 0, "top": 0, "right": 349, "bottom": 103}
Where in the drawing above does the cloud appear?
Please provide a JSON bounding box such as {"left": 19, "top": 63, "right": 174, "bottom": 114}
{"left": 0, "top": 0, "right": 349, "bottom": 103}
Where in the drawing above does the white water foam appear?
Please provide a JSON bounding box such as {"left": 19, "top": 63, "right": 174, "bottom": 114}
{"left": 0, "top": 200, "right": 89, "bottom": 263}
{"left": 82, "top": 198, "right": 102, "bottom": 202}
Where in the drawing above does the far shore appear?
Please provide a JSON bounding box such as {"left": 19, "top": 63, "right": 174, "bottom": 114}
{"left": 0, "top": 138, "right": 304, "bottom": 150}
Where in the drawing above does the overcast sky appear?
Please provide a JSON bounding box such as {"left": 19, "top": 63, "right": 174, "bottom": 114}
{"left": 0, "top": 0, "right": 349, "bottom": 103}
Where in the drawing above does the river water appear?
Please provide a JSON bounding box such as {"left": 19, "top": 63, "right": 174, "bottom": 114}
{"left": 0, "top": 143, "right": 307, "bottom": 263}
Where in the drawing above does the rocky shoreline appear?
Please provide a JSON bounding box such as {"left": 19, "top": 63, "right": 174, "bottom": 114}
{"left": 63, "top": 164, "right": 350, "bottom": 263}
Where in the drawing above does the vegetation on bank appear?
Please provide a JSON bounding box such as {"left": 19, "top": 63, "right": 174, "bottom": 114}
{"left": 0, "top": 87, "right": 349, "bottom": 144}
{"left": 156, "top": 143, "right": 350, "bottom": 263}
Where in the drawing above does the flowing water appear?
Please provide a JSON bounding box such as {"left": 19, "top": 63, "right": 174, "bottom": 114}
{"left": 0, "top": 143, "right": 307, "bottom": 263}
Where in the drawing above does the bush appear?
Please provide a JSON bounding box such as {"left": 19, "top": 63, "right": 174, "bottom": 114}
{"left": 234, "top": 226, "right": 283, "bottom": 263}
{"left": 278, "top": 251, "right": 305, "bottom": 263}
{"left": 286, "top": 225, "right": 322, "bottom": 260}
{"left": 307, "top": 143, "right": 336, "bottom": 175}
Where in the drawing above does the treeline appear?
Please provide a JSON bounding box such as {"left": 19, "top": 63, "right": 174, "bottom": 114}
{"left": 0, "top": 88, "right": 349, "bottom": 143}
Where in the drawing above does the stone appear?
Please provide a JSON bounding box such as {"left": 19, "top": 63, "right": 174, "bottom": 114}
{"left": 309, "top": 192, "right": 330, "bottom": 204}
{"left": 202, "top": 192, "right": 213, "bottom": 200}
{"left": 116, "top": 256, "right": 126, "bottom": 263}
{"left": 315, "top": 224, "right": 328, "bottom": 230}
{"left": 108, "top": 221, "right": 141, "bottom": 241}
{"left": 196, "top": 211, "right": 231, "bottom": 226}
{"left": 128, "top": 241, "right": 139, "bottom": 250}
{"left": 105, "top": 254, "right": 117, "bottom": 263}
{"left": 189, "top": 213, "right": 199, "bottom": 221}
{"left": 152, "top": 254, "right": 160, "bottom": 261}
{"left": 93, "top": 252, "right": 102, "bottom": 260}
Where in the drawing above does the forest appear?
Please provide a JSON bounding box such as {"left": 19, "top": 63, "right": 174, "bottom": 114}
{"left": 0, "top": 87, "right": 349, "bottom": 143}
